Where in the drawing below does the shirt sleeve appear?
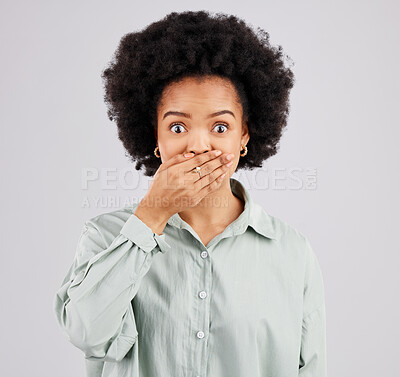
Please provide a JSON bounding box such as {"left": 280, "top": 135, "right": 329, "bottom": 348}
{"left": 53, "top": 212, "right": 171, "bottom": 362}
{"left": 298, "top": 237, "right": 327, "bottom": 377}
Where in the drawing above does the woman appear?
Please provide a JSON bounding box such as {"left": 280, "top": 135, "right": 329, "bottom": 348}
{"left": 54, "top": 10, "right": 327, "bottom": 377}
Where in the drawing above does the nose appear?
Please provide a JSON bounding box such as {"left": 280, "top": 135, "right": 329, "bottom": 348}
{"left": 186, "top": 135, "right": 212, "bottom": 155}
{"left": 188, "top": 148, "right": 210, "bottom": 155}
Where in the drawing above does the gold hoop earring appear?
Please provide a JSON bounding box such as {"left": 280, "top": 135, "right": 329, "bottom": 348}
{"left": 240, "top": 144, "right": 248, "bottom": 157}
{"left": 154, "top": 146, "right": 161, "bottom": 158}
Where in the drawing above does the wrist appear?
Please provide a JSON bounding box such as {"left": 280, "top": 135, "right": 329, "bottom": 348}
{"left": 133, "top": 202, "right": 171, "bottom": 235}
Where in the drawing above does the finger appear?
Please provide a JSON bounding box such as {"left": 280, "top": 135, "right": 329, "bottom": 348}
{"left": 182, "top": 150, "right": 222, "bottom": 173}
{"left": 196, "top": 168, "right": 227, "bottom": 200}
{"left": 191, "top": 152, "right": 232, "bottom": 179}
{"left": 161, "top": 151, "right": 196, "bottom": 170}
{"left": 196, "top": 160, "right": 229, "bottom": 188}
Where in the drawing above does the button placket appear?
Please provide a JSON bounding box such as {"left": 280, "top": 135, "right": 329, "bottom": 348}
{"left": 193, "top": 247, "right": 212, "bottom": 377}
{"left": 196, "top": 251, "right": 207, "bottom": 343}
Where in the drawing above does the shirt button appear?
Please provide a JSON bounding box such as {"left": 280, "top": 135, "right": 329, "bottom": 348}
{"left": 196, "top": 330, "right": 205, "bottom": 339}
{"left": 200, "top": 250, "right": 208, "bottom": 258}
{"left": 198, "top": 291, "right": 207, "bottom": 299}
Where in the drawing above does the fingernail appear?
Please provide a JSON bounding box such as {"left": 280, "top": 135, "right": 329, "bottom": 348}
{"left": 215, "top": 150, "right": 222, "bottom": 156}
{"left": 184, "top": 153, "right": 194, "bottom": 157}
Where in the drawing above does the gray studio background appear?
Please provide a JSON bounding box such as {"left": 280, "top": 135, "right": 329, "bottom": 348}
{"left": 1, "top": 0, "right": 399, "bottom": 376}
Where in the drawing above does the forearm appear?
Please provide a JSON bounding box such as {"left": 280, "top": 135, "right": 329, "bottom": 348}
{"left": 54, "top": 213, "right": 168, "bottom": 360}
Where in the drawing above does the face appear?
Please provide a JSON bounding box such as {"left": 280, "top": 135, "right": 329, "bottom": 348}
{"left": 156, "top": 75, "right": 250, "bottom": 178}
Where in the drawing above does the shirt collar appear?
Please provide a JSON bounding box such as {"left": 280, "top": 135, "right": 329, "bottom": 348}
{"left": 167, "top": 177, "right": 279, "bottom": 241}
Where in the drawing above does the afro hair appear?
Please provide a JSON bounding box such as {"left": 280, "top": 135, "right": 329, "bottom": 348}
{"left": 101, "top": 10, "right": 295, "bottom": 177}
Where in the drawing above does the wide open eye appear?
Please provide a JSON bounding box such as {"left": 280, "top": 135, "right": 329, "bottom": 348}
{"left": 213, "top": 123, "right": 229, "bottom": 133}
{"left": 170, "top": 123, "right": 187, "bottom": 134}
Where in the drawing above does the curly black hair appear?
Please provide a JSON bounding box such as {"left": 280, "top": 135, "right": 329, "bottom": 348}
{"left": 101, "top": 10, "right": 295, "bottom": 177}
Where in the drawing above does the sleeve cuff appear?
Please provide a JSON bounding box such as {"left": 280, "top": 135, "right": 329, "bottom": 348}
{"left": 120, "top": 213, "right": 171, "bottom": 254}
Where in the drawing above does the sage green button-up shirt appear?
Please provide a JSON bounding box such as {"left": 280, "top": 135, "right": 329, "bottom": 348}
{"left": 54, "top": 177, "right": 327, "bottom": 377}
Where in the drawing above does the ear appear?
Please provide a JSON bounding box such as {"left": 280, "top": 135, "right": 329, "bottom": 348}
{"left": 241, "top": 122, "right": 250, "bottom": 145}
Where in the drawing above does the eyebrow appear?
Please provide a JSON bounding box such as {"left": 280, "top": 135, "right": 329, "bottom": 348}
{"left": 162, "top": 110, "right": 235, "bottom": 120}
